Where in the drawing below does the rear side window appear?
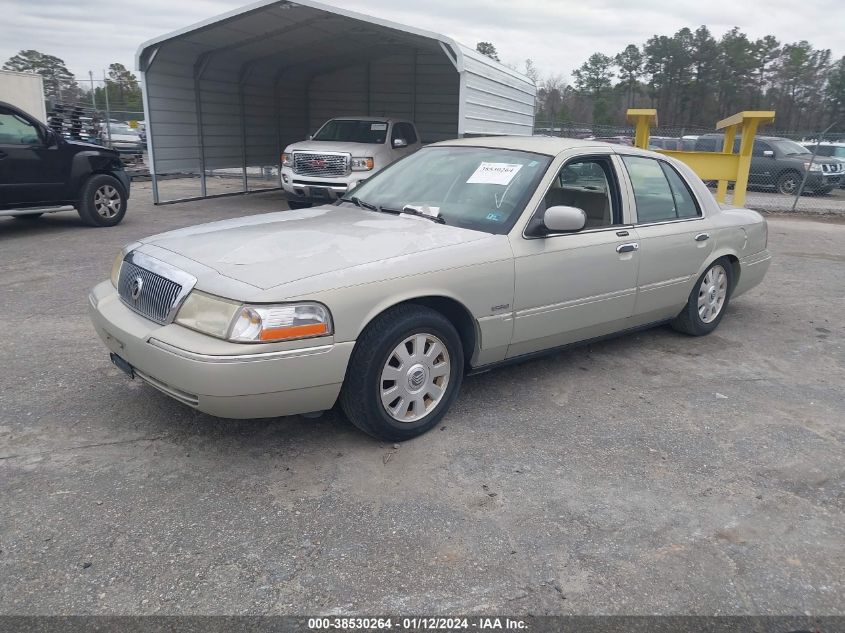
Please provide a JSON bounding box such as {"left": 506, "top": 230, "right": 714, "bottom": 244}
{"left": 622, "top": 156, "right": 701, "bottom": 223}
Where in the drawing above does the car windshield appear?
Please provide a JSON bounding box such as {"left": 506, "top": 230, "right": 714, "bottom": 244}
{"left": 312, "top": 120, "right": 388, "bottom": 144}
{"left": 342, "top": 146, "right": 552, "bottom": 234}
{"left": 109, "top": 124, "right": 136, "bottom": 135}
{"left": 771, "top": 139, "right": 810, "bottom": 156}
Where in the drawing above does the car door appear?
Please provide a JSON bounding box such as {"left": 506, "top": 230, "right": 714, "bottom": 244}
{"left": 618, "top": 154, "right": 714, "bottom": 321}
{"left": 507, "top": 153, "right": 640, "bottom": 358}
{"left": 0, "top": 105, "right": 66, "bottom": 206}
{"left": 750, "top": 140, "right": 776, "bottom": 187}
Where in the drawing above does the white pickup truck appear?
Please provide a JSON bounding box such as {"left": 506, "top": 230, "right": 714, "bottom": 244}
{"left": 281, "top": 117, "right": 422, "bottom": 208}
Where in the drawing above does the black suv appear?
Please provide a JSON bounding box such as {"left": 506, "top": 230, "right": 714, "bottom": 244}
{"left": 0, "top": 101, "right": 130, "bottom": 226}
{"left": 694, "top": 134, "right": 843, "bottom": 195}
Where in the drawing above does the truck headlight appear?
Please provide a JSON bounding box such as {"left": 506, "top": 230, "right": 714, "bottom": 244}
{"left": 175, "top": 293, "right": 333, "bottom": 343}
{"left": 282, "top": 153, "right": 292, "bottom": 167}
{"left": 804, "top": 162, "right": 823, "bottom": 172}
{"left": 351, "top": 157, "right": 374, "bottom": 171}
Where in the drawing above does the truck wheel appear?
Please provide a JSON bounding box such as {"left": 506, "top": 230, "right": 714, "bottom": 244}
{"left": 776, "top": 171, "right": 801, "bottom": 195}
{"left": 287, "top": 201, "right": 311, "bottom": 210}
{"left": 77, "top": 175, "right": 127, "bottom": 227}
{"left": 340, "top": 304, "right": 464, "bottom": 441}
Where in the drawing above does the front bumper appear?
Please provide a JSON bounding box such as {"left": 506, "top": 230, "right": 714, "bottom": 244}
{"left": 88, "top": 281, "right": 353, "bottom": 419}
{"left": 280, "top": 167, "right": 366, "bottom": 203}
{"left": 804, "top": 172, "right": 842, "bottom": 191}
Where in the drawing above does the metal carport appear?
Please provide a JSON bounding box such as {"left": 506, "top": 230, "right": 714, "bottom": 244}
{"left": 137, "top": 0, "right": 536, "bottom": 203}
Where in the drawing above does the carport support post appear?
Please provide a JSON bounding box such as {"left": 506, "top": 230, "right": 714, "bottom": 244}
{"left": 193, "top": 55, "right": 212, "bottom": 198}
{"left": 716, "top": 125, "right": 738, "bottom": 203}
{"left": 627, "top": 109, "right": 658, "bottom": 150}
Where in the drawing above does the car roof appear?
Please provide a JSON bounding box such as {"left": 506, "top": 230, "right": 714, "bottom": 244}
{"left": 804, "top": 141, "right": 845, "bottom": 146}
{"left": 432, "top": 135, "right": 622, "bottom": 156}
{"left": 329, "top": 116, "right": 405, "bottom": 123}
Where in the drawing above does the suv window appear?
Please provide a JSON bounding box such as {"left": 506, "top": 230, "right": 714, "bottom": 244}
{"left": 753, "top": 141, "right": 773, "bottom": 157}
{"left": 622, "top": 156, "right": 701, "bottom": 223}
{"left": 0, "top": 108, "right": 41, "bottom": 145}
{"left": 392, "top": 122, "right": 417, "bottom": 145}
{"left": 540, "top": 156, "right": 620, "bottom": 228}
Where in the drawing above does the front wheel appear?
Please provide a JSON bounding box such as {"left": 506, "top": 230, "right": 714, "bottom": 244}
{"left": 340, "top": 304, "right": 464, "bottom": 441}
{"left": 77, "top": 175, "right": 127, "bottom": 227}
{"left": 671, "top": 259, "right": 733, "bottom": 336}
{"left": 776, "top": 171, "right": 801, "bottom": 195}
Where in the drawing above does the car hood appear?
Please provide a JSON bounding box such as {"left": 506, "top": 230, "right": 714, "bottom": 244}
{"left": 285, "top": 140, "right": 385, "bottom": 155}
{"left": 109, "top": 133, "right": 141, "bottom": 143}
{"left": 139, "top": 205, "right": 492, "bottom": 291}
{"left": 65, "top": 139, "right": 118, "bottom": 155}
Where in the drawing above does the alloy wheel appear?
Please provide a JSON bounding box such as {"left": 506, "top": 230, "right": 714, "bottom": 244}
{"left": 698, "top": 264, "right": 728, "bottom": 323}
{"left": 94, "top": 185, "right": 122, "bottom": 218}
{"left": 380, "top": 333, "right": 450, "bottom": 423}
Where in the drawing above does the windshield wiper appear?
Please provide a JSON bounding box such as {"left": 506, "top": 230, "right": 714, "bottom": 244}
{"left": 340, "top": 195, "right": 377, "bottom": 211}
{"left": 401, "top": 205, "right": 445, "bottom": 224}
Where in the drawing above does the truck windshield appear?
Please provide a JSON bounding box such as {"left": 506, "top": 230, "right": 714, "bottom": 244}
{"left": 312, "top": 120, "right": 388, "bottom": 144}
{"left": 343, "top": 146, "right": 552, "bottom": 235}
{"left": 771, "top": 139, "right": 810, "bottom": 156}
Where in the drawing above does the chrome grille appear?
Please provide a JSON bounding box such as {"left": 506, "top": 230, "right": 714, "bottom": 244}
{"left": 293, "top": 152, "right": 349, "bottom": 177}
{"left": 821, "top": 163, "right": 843, "bottom": 174}
{"left": 118, "top": 261, "right": 183, "bottom": 324}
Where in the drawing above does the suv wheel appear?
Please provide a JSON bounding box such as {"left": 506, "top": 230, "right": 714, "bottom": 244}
{"left": 77, "top": 175, "right": 127, "bottom": 227}
{"left": 776, "top": 171, "right": 800, "bottom": 195}
{"left": 340, "top": 304, "right": 464, "bottom": 441}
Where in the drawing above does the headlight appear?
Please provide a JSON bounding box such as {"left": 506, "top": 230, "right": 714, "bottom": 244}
{"left": 229, "top": 303, "right": 332, "bottom": 342}
{"left": 804, "top": 162, "right": 823, "bottom": 172}
{"left": 175, "top": 291, "right": 241, "bottom": 339}
{"left": 175, "top": 293, "right": 332, "bottom": 343}
{"left": 351, "top": 157, "right": 374, "bottom": 171}
{"left": 282, "top": 152, "right": 292, "bottom": 167}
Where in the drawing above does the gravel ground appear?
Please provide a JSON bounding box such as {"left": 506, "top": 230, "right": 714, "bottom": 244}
{"left": 0, "top": 184, "right": 843, "bottom": 615}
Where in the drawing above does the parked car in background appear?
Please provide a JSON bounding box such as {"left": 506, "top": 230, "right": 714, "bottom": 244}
{"left": 695, "top": 134, "right": 843, "bottom": 194}
{"left": 280, "top": 117, "right": 422, "bottom": 208}
{"left": 101, "top": 122, "right": 143, "bottom": 165}
{"left": 90, "top": 137, "right": 770, "bottom": 441}
{"left": 648, "top": 136, "right": 683, "bottom": 151}
{"left": 802, "top": 142, "right": 845, "bottom": 188}
{"left": 0, "top": 101, "right": 130, "bottom": 226}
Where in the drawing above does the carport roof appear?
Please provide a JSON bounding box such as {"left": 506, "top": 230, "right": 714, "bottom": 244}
{"left": 136, "top": 0, "right": 529, "bottom": 83}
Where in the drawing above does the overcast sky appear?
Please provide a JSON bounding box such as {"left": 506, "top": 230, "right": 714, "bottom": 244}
{"left": 1, "top": 0, "right": 842, "bottom": 84}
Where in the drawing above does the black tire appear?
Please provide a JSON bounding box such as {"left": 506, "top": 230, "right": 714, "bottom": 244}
{"left": 287, "top": 201, "right": 312, "bottom": 210}
{"left": 671, "top": 258, "right": 734, "bottom": 336}
{"left": 76, "top": 174, "right": 127, "bottom": 227}
{"left": 776, "top": 171, "right": 801, "bottom": 196}
{"left": 340, "top": 304, "right": 465, "bottom": 441}
{"left": 13, "top": 213, "right": 43, "bottom": 220}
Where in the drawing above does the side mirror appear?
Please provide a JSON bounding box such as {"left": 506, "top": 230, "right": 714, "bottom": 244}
{"left": 543, "top": 205, "right": 587, "bottom": 233}
{"left": 393, "top": 138, "right": 408, "bottom": 148}
{"left": 762, "top": 150, "right": 774, "bottom": 158}
{"left": 307, "top": 134, "right": 313, "bottom": 141}
{"left": 42, "top": 128, "right": 58, "bottom": 147}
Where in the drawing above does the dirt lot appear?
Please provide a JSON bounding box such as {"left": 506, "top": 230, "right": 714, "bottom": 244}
{"left": 1, "top": 183, "right": 843, "bottom": 615}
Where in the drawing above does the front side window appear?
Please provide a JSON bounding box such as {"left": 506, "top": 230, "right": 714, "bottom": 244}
{"left": 312, "top": 119, "right": 387, "bottom": 144}
{"left": 392, "top": 123, "right": 417, "bottom": 145}
{"left": 343, "top": 146, "right": 551, "bottom": 234}
{"left": 0, "top": 108, "right": 41, "bottom": 145}
{"left": 622, "top": 156, "right": 701, "bottom": 223}
{"left": 770, "top": 139, "right": 811, "bottom": 156}
{"left": 539, "top": 156, "right": 620, "bottom": 228}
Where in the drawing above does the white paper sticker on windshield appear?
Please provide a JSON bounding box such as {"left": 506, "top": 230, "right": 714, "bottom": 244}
{"left": 467, "top": 162, "right": 523, "bottom": 185}
{"left": 371, "top": 123, "right": 388, "bottom": 131}
{"left": 403, "top": 204, "right": 441, "bottom": 218}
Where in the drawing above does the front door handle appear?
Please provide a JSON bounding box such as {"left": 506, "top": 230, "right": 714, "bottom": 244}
{"left": 616, "top": 242, "right": 639, "bottom": 254}
{"left": 695, "top": 232, "right": 710, "bottom": 242}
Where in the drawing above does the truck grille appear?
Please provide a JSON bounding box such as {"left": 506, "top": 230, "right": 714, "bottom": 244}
{"left": 293, "top": 152, "right": 349, "bottom": 177}
{"left": 821, "top": 163, "right": 843, "bottom": 174}
{"left": 118, "top": 261, "right": 183, "bottom": 324}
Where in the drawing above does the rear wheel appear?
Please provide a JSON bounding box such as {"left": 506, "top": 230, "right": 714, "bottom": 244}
{"left": 671, "top": 259, "right": 733, "bottom": 336}
{"left": 340, "top": 304, "right": 464, "bottom": 441}
{"left": 77, "top": 174, "right": 127, "bottom": 227}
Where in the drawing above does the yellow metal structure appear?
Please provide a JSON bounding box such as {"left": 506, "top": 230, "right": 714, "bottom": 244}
{"left": 627, "top": 109, "right": 776, "bottom": 207}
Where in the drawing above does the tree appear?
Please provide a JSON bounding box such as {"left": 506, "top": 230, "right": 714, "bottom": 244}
{"left": 615, "top": 45, "right": 643, "bottom": 108}
{"left": 825, "top": 56, "right": 845, "bottom": 127}
{"left": 573, "top": 53, "right": 614, "bottom": 124}
{"left": 524, "top": 58, "right": 539, "bottom": 85}
{"left": 537, "top": 74, "right": 566, "bottom": 122}
{"left": 475, "top": 42, "right": 500, "bottom": 62}
{"left": 3, "top": 49, "right": 79, "bottom": 101}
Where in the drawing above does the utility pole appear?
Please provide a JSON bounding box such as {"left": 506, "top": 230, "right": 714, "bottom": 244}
{"left": 102, "top": 69, "right": 112, "bottom": 147}
{"left": 89, "top": 71, "right": 97, "bottom": 110}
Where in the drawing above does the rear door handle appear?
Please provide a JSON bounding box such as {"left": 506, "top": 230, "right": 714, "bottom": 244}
{"left": 695, "top": 232, "right": 710, "bottom": 242}
{"left": 616, "top": 242, "right": 639, "bottom": 254}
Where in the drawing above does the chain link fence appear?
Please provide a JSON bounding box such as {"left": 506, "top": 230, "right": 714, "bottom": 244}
{"left": 535, "top": 120, "right": 845, "bottom": 216}
{"left": 44, "top": 79, "right": 146, "bottom": 173}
